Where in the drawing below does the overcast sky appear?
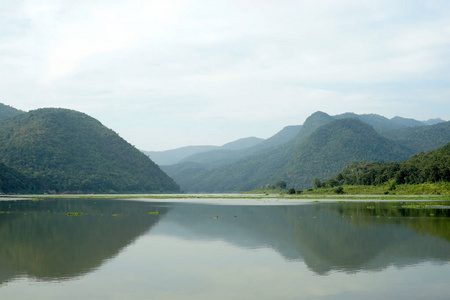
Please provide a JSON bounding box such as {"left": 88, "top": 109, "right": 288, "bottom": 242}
{"left": 1, "top": 0, "right": 449, "bottom": 151}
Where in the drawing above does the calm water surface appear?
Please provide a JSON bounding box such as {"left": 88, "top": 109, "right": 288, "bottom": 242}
{"left": 0, "top": 198, "right": 449, "bottom": 299}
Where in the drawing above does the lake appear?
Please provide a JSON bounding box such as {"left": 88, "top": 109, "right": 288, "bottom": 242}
{"left": 0, "top": 197, "right": 449, "bottom": 299}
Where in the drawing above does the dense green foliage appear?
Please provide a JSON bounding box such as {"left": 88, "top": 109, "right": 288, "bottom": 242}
{"left": 0, "top": 108, "right": 180, "bottom": 193}
{"left": 321, "top": 143, "right": 450, "bottom": 188}
{"left": 381, "top": 121, "right": 450, "bottom": 153}
{"left": 0, "top": 162, "right": 39, "bottom": 193}
{"left": 0, "top": 103, "right": 24, "bottom": 120}
{"left": 286, "top": 118, "right": 412, "bottom": 188}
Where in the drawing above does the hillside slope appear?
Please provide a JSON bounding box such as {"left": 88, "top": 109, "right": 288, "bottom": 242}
{"left": 322, "top": 142, "right": 450, "bottom": 187}
{"left": 0, "top": 103, "right": 25, "bottom": 120}
{"left": 381, "top": 121, "right": 450, "bottom": 153}
{"left": 287, "top": 118, "right": 412, "bottom": 188}
{"left": 0, "top": 108, "right": 180, "bottom": 193}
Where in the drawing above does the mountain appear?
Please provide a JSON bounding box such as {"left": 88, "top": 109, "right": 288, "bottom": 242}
{"left": 0, "top": 108, "right": 180, "bottom": 193}
{"left": 143, "top": 145, "right": 218, "bottom": 166}
{"left": 287, "top": 118, "right": 412, "bottom": 188}
{"left": 0, "top": 103, "right": 24, "bottom": 120}
{"left": 423, "top": 118, "right": 446, "bottom": 125}
{"left": 166, "top": 111, "right": 436, "bottom": 174}
{"left": 334, "top": 113, "right": 446, "bottom": 132}
{"left": 151, "top": 125, "right": 301, "bottom": 169}
{"left": 381, "top": 121, "right": 450, "bottom": 153}
{"left": 144, "top": 137, "right": 263, "bottom": 166}
{"left": 220, "top": 137, "right": 263, "bottom": 150}
{"left": 390, "top": 116, "right": 425, "bottom": 128}
{"left": 165, "top": 114, "right": 417, "bottom": 192}
{"left": 164, "top": 111, "right": 450, "bottom": 193}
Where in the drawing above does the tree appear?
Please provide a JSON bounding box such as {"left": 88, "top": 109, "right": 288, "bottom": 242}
{"left": 334, "top": 186, "right": 344, "bottom": 194}
{"left": 275, "top": 180, "right": 287, "bottom": 189}
{"left": 313, "top": 178, "right": 322, "bottom": 189}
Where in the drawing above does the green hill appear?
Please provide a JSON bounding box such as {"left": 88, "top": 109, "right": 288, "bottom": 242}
{"left": 0, "top": 108, "right": 180, "bottom": 194}
{"left": 0, "top": 103, "right": 24, "bottom": 120}
{"left": 286, "top": 118, "right": 412, "bottom": 188}
{"left": 165, "top": 116, "right": 415, "bottom": 192}
{"left": 381, "top": 121, "right": 450, "bottom": 153}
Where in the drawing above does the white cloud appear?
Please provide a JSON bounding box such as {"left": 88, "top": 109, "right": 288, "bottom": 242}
{"left": 1, "top": 0, "right": 449, "bottom": 150}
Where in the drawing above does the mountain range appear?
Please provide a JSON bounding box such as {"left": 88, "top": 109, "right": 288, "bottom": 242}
{"left": 1, "top": 102, "right": 447, "bottom": 194}
{"left": 156, "top": 111, "right": 449, "bottom": 192}
{"left": 0, "top": 105, "right": 180, "bottom": 194}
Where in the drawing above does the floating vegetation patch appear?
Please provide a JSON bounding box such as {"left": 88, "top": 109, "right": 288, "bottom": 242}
{"left": 66, "top": 212, "right": 84, "bottom": 216}
{"left": 112, "top": 214, "right": 121, "bottom": 217}
{"left": 148, "top": 211, "right": 160, "bottom": 215}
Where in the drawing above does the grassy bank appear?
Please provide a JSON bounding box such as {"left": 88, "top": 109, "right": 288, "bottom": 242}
{"left": 248, "top": 182, "right": 450, "bottom": 197}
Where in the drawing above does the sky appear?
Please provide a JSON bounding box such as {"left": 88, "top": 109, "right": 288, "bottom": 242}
{"left": 1, "top": 0, "right": 450, "bottom": 151}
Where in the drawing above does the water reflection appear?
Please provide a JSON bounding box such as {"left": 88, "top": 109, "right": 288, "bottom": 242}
{"left": 153, "top": 202, "right": 450, "bottom": 275}
{"left": 0, "top": 199, "right": 168, "bottom": 284}
{"left": 0, "top": 199, "right": 449, "bottom": 285}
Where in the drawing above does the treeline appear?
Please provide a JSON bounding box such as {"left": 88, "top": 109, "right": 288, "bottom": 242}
{"left": 316, "top": 143, "right": 450, "bottom": 188}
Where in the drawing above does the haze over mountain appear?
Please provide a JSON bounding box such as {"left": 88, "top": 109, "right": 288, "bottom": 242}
{"left": 0, "top": 105, "right": 179, "bottom": 194}
{"left": 162, "top": 111, "right": 449, "bottom": 193}
{"left": 144, "top": 136, "right": 264, "bottom": 166}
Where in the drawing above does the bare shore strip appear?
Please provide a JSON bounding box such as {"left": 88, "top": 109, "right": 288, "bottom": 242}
{"left": 1, "top": 193, "right": 449, "bottom": 205}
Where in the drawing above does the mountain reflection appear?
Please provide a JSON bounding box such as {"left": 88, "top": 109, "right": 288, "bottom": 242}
{"left": 1, "top": 199, "right": 449, "bottom": 284}
{"left": 152, "top": 202, "right": 450, "bottom": 275}
{"left": 0, "top": 199, "right": 168, "bottom": 284}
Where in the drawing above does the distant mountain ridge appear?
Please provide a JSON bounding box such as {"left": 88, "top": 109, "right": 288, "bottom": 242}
{"left": 0, "top": 106, "right": 180, "bottom": 194}
{"left": 163, "top": 111, "right": 449, "bottom": 192}
{"left": 145, "top": 126, "right": 301, "bottom": 166}
{"left": 151, "top": 112, "right": 445, "bottom": 168}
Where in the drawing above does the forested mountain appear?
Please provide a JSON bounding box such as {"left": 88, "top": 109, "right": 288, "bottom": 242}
{"left": 0, "top": 108, "right": 180, "bottom": 193}
{"left": 286, "top": 119, "right": 412, "bottom": 188}
{"left": 0, "top": 103, "right": 24, "bottom": 120}
{"left": 321, "top": 142, "right": 450, "bottom": 187}
{"left": 164, "top": 112, "right": 449, "bottom": 193}
{"left": 380, "top": 121, "right": 450, "bottom": 153}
